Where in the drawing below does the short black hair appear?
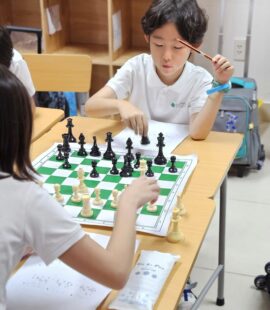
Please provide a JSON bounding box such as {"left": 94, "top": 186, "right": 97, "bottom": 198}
{"left": 141, "top": 0, "right": 208, "bottom": 46}
{"left": 0, "top": 25, "right": 14, "bottom": 67}
{"left": 0, "top": 64, "right": 36, "bottom": 181}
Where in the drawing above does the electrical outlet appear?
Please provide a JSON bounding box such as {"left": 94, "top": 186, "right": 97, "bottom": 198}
{"left": 233, "top": 38, "right": 246, "bottom": 61}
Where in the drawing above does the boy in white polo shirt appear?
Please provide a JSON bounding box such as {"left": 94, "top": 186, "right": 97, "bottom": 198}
{"left": 85, "top": 0, "right": 234, "bottom": 140}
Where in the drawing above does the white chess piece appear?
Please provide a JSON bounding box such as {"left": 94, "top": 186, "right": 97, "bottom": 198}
{"left": 54, "top": 183, "right": 64, "bottom": 203}
{"left": 81, "top": 194, "right": 93, "bottom": 217}
{"left": 140, "top": 159, "right": 147, "bottom": 176}
{"left": 167, "top": 208, "right": 185, "bottom": 243}
{"left": 77, "top": 167, "right": 88, "bottom": 194}
{"left": 92, "top": 187, "right": 103, "bottom": 206}
{"left": 111, "top": 189, "right": 118, "bottom": 208}
{"left": 176, "top": 193, "right": 186, "bottom": 216}
{"left": 71, "top": 185, "right": 82, "bottom": 203}
{"left": 146, "top": 200, "right": 157, "bottom": 212}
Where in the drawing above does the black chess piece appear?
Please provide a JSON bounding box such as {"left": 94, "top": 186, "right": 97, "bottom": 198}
{"left": 154, "top": 132, "right": 167, "bottom": 165}
{"left": 126, "top": 156, "right": 134, "bottom": 173}
{"left": 90, "top": 160, "right": 99, "bottom": 178}
{"left": 56, "top": 144, "right": 64, "bottom": 160}
{"left": 134, "top": 152, "right": 141, "bottom": 169}
{"left": 103, "top": 132, "right": 115, "bottom": 160}
{"left": 169, "top": 156, "right": 178, "bottom": 173}
{"left": 77, "top": 133, "right": 87, "bottom": 156}
{"left": 120, "top": 158, "right": 132, "bottom": 177}
{"left": 141, "top": 135, "right": 150, "bottom": 145}
{"left": 90, "top": 136, "right": 101, "bottom": 157}
{"left": 62, "top": 133, "right": 71, "bottom": 153}
{"left": 125, "top": 138, "right": 134, "bottom": 161}
{"left": 145, "top": 159, "right": 154, "bottom": 177}
{"left": 66, "top": 118, "right": 77, "bottom": 143}
{"left": 110, "top": 158, "right": 119, "bottom": 175}
{"left": 62, "top": 151, "right": 71, "bottom": 169}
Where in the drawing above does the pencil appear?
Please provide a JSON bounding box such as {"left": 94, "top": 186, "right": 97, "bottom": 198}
{"left": 177, "top": 39, "right": 213, "bottom": 61}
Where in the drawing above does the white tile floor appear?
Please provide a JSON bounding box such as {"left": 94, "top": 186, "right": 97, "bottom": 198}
{"left": 189, "top": 122, "right": 270, "bottom": 309}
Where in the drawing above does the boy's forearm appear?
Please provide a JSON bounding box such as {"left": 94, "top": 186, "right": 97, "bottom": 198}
{"left": 189, "top": 92, "right": 224, "bottom": 140}
{"left": 85, "top": 98, "right": 121, "bottom": 117}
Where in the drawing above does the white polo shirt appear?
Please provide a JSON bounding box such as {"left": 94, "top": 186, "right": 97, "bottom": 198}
{"left": 107, "top": 53, "right": 212, "bottom": 124}
{"left": 9, "top": 49, "right": 35, "bottom": 97}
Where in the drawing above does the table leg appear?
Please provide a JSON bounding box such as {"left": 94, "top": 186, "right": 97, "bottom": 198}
{"left": 216, "top": 176, "right": 227, "bottom": 306}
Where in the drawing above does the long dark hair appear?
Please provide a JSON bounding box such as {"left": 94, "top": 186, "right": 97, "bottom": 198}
{"left": 141, "top": 0, "right": 208, "bottom": 46}
{"left": 0, "top": 25, "right": 14, "bottom": 67}
{"left": 0, "top": 64, "right": 36, "bottom": 181}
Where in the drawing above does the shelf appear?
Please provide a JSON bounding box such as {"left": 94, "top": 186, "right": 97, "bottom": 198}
{"left": 5, "top": 0, "right": 41, "bottom": 28}
{"left": 0, "top": 0, "right": 153, "bottom": 96}
{"left": 42, "top": 0, "right": 109, "bottom": 59}
{"left": 51, "top": 44, "right": 110, "bottom": 65}
{"left": 112, "top": 48, "right": 149, "bottom": 66}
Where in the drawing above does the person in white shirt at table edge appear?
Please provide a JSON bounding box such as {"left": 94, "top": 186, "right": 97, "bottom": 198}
{"left": 0, "top": 25, "right": 36, "bottom": 115}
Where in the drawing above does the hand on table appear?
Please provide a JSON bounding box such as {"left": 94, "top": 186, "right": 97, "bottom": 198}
{"left": 118, "top": 100, "right": 148, "bottom": 136}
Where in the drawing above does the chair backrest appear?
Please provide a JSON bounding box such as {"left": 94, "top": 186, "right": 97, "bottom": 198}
{"left": 22, "top": 53, "right": 92, "bottom": 92}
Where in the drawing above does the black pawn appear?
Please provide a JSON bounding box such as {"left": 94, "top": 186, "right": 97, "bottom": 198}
{"left": 56, "top": 144, "right": 64, "bottom": 160}
{"left": 125, "top": 137, "right": 134, "bottom": 161}
{"left": 62, "top": 133, "right": 71, "bottom": 153}
{"left": 77, "top": 133, "right": 87, "bottom": 156}
{"left": 103, "top": 132, "right": 115, "bottom": 160}
{"left": 134, "top": 152, "right": 141, "bottom": 169}
{"left": 90, "top": 160, "right": 99, "bottom": 178}
{"left": 169, "top": 156, "right": 178, "bottom": 173}
{"left": 90, "top": 136, "right": 101, "bottom": 157}
{"left": 154, "top": 132, "right": 167, "bottom": 165}
{"left": 66, "top": 118, "right": 77, "bottom": 143}
{"left": 110, "top": 158, "right": 119, "bottom": 175}
{"left": 62, "top": 151, "right": 71, "bottom": 169}
{"left": 141, "top": 135, "right": 150, "bottom": 145}
{"left": 120, "top": 158, "right": 132, "bottom": 177}
{"left": 145, "top": 159, "right": 154, "bottom": 177}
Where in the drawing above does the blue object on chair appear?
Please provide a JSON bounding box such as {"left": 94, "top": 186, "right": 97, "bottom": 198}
{"left": 64, "top": 92, "right": 77, "bottom": 116}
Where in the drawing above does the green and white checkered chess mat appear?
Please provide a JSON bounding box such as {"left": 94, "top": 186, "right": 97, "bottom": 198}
{"left": 33, "top": 143, "right": 197, "bottom": 236}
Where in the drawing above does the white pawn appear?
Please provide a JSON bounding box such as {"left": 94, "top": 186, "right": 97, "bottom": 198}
{"left": 71, "top": 185, "right": 82, "bottom": 203}
{"left": 54, "top": 184, "right": 64, "bottom": 203}
{"left": 176, "top": 194, "right": 187, "bottom": 216}
{"left": 81, "top": 194, "right": 93, "bottom": 217}
{"left": 167, "top": 208, "right": 185, "bottom": 243}
{"left": 92, "top": 187, "right": 103, "bottom": 206}
{"left": 77, "top": 167, "right": 88, "bottom": 194}
{"left": 146, "top": 200, "right": 157, "bottom": 212}
{"left": 111, "top": 189, "right": 118, "bottom": 208}
{"left": 140, "top": 159, "right": 147, "bottom": 176}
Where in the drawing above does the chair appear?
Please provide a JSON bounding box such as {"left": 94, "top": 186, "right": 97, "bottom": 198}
{"left": 22, "top": 53, "right": 92, "bottom": 115}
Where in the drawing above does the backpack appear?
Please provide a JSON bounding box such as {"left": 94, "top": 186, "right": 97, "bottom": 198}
{"left": 35, "top": 91, "right": 70, "bottom": 119}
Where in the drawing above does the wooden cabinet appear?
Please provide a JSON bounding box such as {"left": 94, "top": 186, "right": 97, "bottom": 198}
{"left": 0, "top": 0, "right": 151, "bottom": 94}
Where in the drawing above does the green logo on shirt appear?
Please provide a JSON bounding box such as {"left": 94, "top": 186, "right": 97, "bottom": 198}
{"left": 171, "top": 102, "right": 176, "bottom": 107}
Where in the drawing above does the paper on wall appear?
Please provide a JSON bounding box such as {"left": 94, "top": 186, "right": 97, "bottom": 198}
{"left": 46, "top": 4, "right": 62, "bottom": 35}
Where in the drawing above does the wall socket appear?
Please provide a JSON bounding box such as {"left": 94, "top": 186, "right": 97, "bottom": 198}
{"left": 233, "top": 38, "right": 246, "bottom": 61}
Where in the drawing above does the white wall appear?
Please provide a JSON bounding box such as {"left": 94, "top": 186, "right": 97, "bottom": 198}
{"left": 194, "top": 0, "right": 270, "bottom": 103}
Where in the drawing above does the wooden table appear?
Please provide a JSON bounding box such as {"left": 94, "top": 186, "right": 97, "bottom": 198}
{"left": 32, "top": 107, "right": 64, "bottom": 142}
{"left": 30, "top": 116, "right": 243, "bottom": 309}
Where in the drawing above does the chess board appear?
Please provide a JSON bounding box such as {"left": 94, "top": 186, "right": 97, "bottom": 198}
{"left": 33, "top": 143, "right": 197, "bottom": 236}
